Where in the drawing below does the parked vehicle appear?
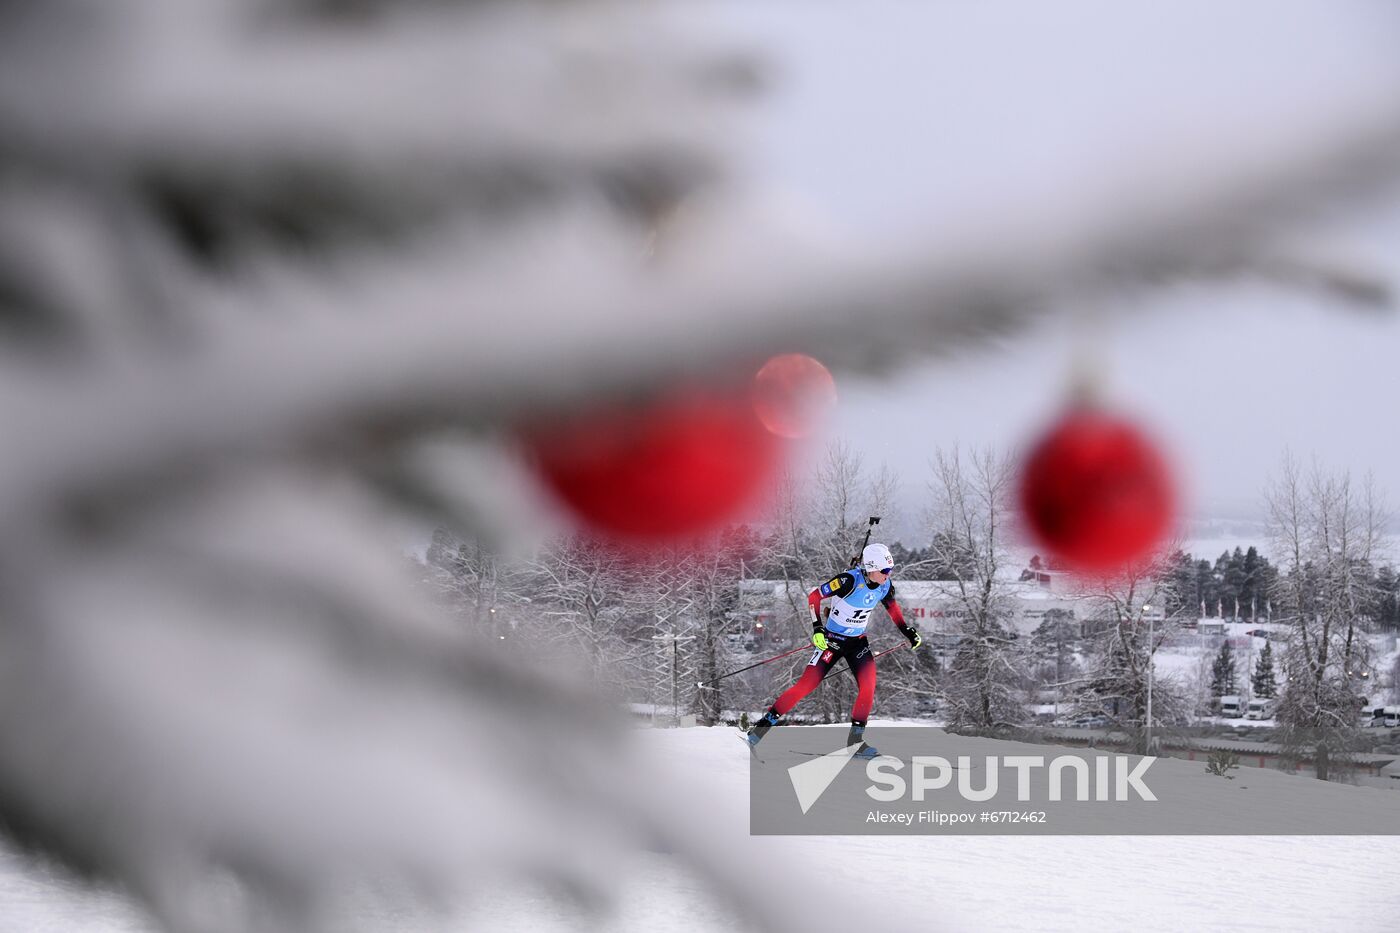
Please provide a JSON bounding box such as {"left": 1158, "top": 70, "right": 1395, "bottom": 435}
{"left": 1383, "top": 706, "right": 1400, "bottom": 729}
{"left": 1218, "top": 695, "right": 1245, "bottom": 718}
{"left": 722, "top": 634, "right": 759, "bottom": 653}
{"left": 1245, "top": 697, "right": 1278, "bottom": 720}
{"left": 1360, "top": 705, "right": 1384, "bottom": 727}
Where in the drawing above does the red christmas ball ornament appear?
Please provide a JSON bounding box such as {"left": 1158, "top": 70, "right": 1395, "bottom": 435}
{"left": 1017, "top": 408, "right": 1176, "bottom": 573}
{"left": 523, "top": 387, "right": 781, "bottom": 541}
{"left": 751, "top": 354, "right": 837, "bottom": 439}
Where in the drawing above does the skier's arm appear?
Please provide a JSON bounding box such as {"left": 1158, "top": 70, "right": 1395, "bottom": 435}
{"left": 882, "top": 585, "right": 922, "bottom": 649}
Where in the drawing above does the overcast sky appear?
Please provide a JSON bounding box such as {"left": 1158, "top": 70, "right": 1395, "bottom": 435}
{"left": 712, "top": 2, "right": 1400, "bottom": 536}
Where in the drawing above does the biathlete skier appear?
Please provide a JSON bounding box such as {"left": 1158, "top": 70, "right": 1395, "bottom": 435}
{"left": 745, "top": 543, "right": 921, "bottom": 758}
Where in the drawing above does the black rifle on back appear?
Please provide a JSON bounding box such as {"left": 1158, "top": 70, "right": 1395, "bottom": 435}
{"left": 850, "top": 515, "right": 881, "bottom": 568}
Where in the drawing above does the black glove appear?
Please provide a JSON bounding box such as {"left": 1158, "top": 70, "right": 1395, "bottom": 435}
{"left": 902, "top": 626, "right": 922, "bottom": 649}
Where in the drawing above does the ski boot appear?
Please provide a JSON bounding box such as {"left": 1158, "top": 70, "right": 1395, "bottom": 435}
{"left": 848, "top": 722, "right": 880, "bottom": 760}
{"left": 745, "top": 710, "right": 780, "bottom": 753}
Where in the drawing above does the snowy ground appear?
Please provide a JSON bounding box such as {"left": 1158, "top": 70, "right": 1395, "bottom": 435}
{"left": 0, "top": 852, "right": 152, "bottom": 933}
{"left": 633, "top": 727, "right": 1400, "bottom": 933}
{"left": 6, "top": 725, "right": 1400, "bottom": 932}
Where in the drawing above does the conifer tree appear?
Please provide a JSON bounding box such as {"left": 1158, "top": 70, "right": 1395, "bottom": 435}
{"left": 1211, "top": 641, "right": 1238, "bottom": 696}
{"left": 1252, "top": 641, "right": 1278, "bottom": 699}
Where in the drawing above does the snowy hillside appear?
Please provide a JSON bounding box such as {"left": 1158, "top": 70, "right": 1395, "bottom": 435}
{"left": 6, "top": 725, "right": 1399, "bottom": 932}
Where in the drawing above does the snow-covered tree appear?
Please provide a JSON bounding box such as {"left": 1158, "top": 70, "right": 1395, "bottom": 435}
{"left": 1071, "top": 550, "right": 1192, "bottom": 745}
{"left": 678, "top": 526, "right": 776, "bottom": 724}
{"left": 425, "top": 526, "right": 505, "bottom": 631}
{"left": 0, "top": 3, "right": 836, "bottom": 930}
{"left": 524, "top": 534, "right": 650, "bottom": 684}
{"left": 810, "top": 440, "right": 895, "bottom": 571}
{"left": 1028, "top": 608, "right": 1083, "bottom": 717}
{"left": 922, "top": 447, "right": 1026, "bottom": 734}
{"left": 1266, "top": 454, "right": 1390, "bottom": 780}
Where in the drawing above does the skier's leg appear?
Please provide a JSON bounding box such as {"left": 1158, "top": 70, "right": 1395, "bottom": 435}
{"left": 846, "top": 639, "right": 876, "bottom": 724}
{"left": 747, "top": 646, "right": 836, "bottom": 747}
{"left": 772, "top": 646, "right": 837, "bottom": 716}
{"left": 844, "top": 640, "right": 879, "bottom": 757}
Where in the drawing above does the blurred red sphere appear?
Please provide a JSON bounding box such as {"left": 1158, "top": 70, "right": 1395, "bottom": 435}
{"left": 1017, "top": 408, "right": 1176, "bottom": 574}
{"left": 751, "top": 354, "right": 837, "bottom": 439}
{"left": 524, "top": 387, "right": 781, "bottom": 541}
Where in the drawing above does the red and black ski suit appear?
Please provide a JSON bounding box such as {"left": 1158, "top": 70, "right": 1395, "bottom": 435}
{"left": 768, "top": 572, "right": 914, "bottom": 726}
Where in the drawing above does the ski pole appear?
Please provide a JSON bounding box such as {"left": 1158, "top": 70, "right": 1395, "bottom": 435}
{"left": 872, "top": 642, "right": 907, "bottom": 660}
{"left": 699, "top": 639, "right": 908, "bottom": 692}
{"left": 822, "top": 641, "right": 908, "bottom": 686}
{"left": 696, "top": 643, "right": 813, "bottom": 690}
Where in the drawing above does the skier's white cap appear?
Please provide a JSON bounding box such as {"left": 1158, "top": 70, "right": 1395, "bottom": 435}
{"left": 861, "top": 543, "right": 894, "bottom": 574}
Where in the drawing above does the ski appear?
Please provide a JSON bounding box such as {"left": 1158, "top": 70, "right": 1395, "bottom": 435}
{"left": 738, "top": 731, "right": 765, "bottom": 763}
{"left": 793, "top": 748, "right": 899, "bottom": 763}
